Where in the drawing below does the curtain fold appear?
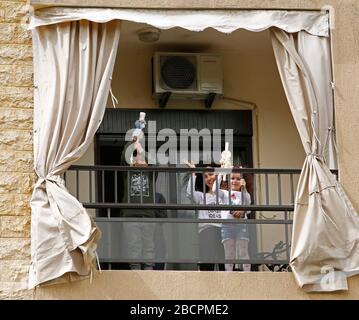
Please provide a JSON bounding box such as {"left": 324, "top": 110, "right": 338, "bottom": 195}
{"left": 29, "top": 20, "right": 121, "bottom": 289}
{"left": 271, "top": 28, "right": 359, "bottom": 292}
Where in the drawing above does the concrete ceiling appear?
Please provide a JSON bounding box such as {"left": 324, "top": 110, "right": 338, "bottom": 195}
{"left": 120, "top": 20, "right": 273, "bottom": 54}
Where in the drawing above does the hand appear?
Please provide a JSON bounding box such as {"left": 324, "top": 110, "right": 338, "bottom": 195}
{"left": 233, "top": 210, "right": 245, "bottom": 218}
{"left": 239, "top": 178, "right": 246, "bottom": 189}
{"left": 183, "top": 160, "right": 195, "bottom": 168}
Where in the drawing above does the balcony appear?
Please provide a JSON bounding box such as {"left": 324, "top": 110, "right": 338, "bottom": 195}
{"left": 62, "top": 165, "right": 339, "bottom": 272}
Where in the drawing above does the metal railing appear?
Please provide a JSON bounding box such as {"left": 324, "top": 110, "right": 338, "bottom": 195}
{"left": 62, "top": 165, "right": 337, "bottom": 270}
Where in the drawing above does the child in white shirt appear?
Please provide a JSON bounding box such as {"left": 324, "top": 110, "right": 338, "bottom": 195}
{"left": 221, "top": 172, "right": 251, "bottom": 271}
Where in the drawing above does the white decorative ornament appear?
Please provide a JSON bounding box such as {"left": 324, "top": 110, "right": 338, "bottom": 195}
{"left": 219, "top": 142, "right": 232, "bottom": 182}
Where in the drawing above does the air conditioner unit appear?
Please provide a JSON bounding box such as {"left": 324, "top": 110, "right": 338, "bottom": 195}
{"left": 153, "top": 52, "right": 223, "bottom": 107}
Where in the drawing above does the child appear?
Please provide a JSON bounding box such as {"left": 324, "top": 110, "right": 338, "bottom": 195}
{"left": 221, "top": 170, "right": 252, "bottom": 272}
{"left": 121, "top": 112, "right": 157, "bottom": 270}
{"left": 184, "top": 161, "right": 226, "bottom": 271}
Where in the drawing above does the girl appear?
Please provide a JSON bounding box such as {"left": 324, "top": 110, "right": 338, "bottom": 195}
{"left": 185, "top": 161, "right": 226, "bottom": 271}
{"left": 221, "top": 170, "right": 252, "bottom": 272}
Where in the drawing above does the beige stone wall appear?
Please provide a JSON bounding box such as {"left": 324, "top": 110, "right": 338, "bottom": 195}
{"left": 0, "top": 0, "right": 34, "bottom": 299}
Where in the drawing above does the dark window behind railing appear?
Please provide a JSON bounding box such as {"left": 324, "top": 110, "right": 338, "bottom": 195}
{"left": 63, "top": 166, "right": 337, "bottom": 271}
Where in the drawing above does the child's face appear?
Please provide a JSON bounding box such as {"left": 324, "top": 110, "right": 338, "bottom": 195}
{"left": 231, "top": 173, "right": 242, "bottom": 191}
{"left": 204, "top": 172, "right": 216, "bottom": 189}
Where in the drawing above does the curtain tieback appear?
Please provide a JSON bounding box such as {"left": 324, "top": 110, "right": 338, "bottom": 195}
{"left": 307, "top": 153, "right": 323, "bottom": 161}
{"left": 36, "top": 173, "right": 65, "bottom": 186}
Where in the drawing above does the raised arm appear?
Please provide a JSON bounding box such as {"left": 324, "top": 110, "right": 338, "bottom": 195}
{"left": 183, "top": 161, "right": 203, "bottom": 204}
{"left": 232, "top": 179, "right": 252, "bottom": 218}
{"left": 185, "top": 173, "right": 204, "bottom": 204}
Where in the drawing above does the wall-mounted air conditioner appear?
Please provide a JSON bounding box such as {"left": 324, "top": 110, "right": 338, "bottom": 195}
{"left": 152, "top": 52, "right": 223, "bottom": 108}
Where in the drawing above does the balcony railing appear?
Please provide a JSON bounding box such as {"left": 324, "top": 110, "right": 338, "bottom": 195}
{"left": 63, "top": 165, "right": 337, "bottom": 271}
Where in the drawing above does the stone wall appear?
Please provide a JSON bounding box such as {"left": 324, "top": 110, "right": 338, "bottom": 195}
{"left": 0, "top": 0, "right": 34, "bottom": 299}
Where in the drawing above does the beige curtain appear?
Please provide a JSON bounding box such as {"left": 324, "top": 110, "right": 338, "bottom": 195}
{"left": 271, "top": 29, "right": 359, "bottom": 292}
{"left": 29, "top": 20, "right": 121, "bottom": 289}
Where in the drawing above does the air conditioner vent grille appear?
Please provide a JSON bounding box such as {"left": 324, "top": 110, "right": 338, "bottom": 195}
{"left": 160, "top": 56, "right": 196, "bottom": 89}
